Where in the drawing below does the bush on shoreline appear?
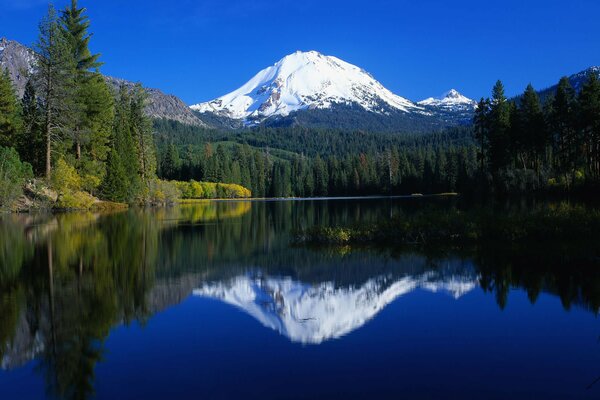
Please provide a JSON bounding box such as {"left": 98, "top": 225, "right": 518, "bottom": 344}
{"left": 173, "top": 180, "right": 251, "bottom": 200}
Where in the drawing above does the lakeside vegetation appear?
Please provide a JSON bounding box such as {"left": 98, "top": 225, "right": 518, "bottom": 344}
{"left": 294, "top": 203, "right": 600, "bottom": 246}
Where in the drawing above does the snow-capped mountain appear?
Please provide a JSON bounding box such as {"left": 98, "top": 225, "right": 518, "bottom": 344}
{"left": 194, "top": 272, "right": 478, "bottom": 344}
{"left": 191, "top": 50, "right": 422, "bottom": 124}
{"left": 418, "top": 89, "right": 477, "bottom": 110}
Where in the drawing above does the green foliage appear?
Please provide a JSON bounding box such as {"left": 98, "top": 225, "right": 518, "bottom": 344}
{"left": 52, "top": 158, "right": 82, "bottom": 192}
{"left": 51, "top": 158, "right": 99, "bottom": 209}
{"left": 19, "top": 80, "right": 46, "bottom": 175}
{"left": 101, "top": 148, "right": 129, "bottom": 202}
{"left": 147, "top": 179, "right": 179, "bottom": 205}
{"left": 101, "top": 85, "right": 157, "bottom": 204}
{"left": 61, "top": 0, "right": 102, "bottom": 74}
{"left": 54, "top": 189, "right": 96, "bottom": 210}
{"left": 0, "top": 69, "right": 22, "bottom": 148}
{"left": 34, "top": 4, "right": 77, "bottom": 179}
{"left": 0, "top": 147, "right": 33, "bottom": 209}
{"left": 155, "top": 120, "right": 479, "bottom": 197}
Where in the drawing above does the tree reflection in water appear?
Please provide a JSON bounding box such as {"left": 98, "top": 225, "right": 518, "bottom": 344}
{"left": 1, "top": 199, "right": 600, "bottom": 399}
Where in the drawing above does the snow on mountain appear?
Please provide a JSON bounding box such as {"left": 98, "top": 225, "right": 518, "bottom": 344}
{"left": 193, "top": 272, "right": 478, "bottom": 344}
{"left": 191, "top": 50, "right": 422, "bottom": 123}
{"left": 418, "top": 89, "right": 476, "bottom": 110}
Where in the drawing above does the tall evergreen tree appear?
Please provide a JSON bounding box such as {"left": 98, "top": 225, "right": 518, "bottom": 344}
{"left": 34, "top": 5, "right": 77, "bottom": 180}
{"left": 161, "top": 142, "right": 181, "bottom": 180}
{"left": 520, "top": 84, "right": 546, "bottom": 173}
{"left": 20, "top": 79, "right": 45, "bottom": 175}
{"left": 0, "top": 69, "right": 22, "bottom": 148}
{"left": 130, "top": 85, "right": 156, "bottom": 191}
{"left": 78, "top": 73, "right": 114, "bottom": 192}
{"left": 550, "top": 77, "right": 578, "bottom": 185}
{"left": 488, "top": 81, "right": 512, "bottom": 175}
{"left": 473, "top": 97, "right": 490, "bottom": 176}
{"left": 61, "top": 0, "right": 112, "bottom": 181}
{"left": 578, "top": 73, "right": 600, "bottom": 180}
{"left": 102, "top": 86, "right": 139, "bottom": 201}
{"left": 61, "top": 0, "right": 102, "bottom": 73}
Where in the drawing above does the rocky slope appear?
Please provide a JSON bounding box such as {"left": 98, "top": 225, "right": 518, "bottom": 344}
{"left": 0, "top": 37, "right": 207, "bottom": 127}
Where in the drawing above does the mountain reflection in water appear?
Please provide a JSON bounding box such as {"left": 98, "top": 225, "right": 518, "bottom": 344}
{"left": 194, "top": 268, "right": 478, "bottom": 344}
{"left": 1, "top": 199, "right": 600, "bottom": 400}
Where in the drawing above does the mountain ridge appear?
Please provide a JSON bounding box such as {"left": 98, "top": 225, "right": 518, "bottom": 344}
{"left": 0, "top": 37, "right": 208, "bottom": 127}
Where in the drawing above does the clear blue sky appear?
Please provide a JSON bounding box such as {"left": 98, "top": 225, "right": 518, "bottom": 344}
{"left": 0, "top": 0, "right": 598, "bottom": 104}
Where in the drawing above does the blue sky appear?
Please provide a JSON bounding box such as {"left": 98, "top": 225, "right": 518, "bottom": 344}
{"left": 0, "top": 0, "right": 598, "bottom": 104}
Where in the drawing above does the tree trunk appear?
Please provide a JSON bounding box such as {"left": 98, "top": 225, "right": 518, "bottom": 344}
{"left": 46, "top": 118, "right": 52, "bottom": 180}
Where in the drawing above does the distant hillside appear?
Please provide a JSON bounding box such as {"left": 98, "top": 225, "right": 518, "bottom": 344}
{"left": 536, "top": 66, "right": 600, "bottom": 102}
{"left": 0, "top": 37, "right": 208, "bottom": 127}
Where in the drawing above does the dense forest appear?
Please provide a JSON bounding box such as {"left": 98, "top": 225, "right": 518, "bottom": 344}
{"left": 474, "top": 78, "right": 600, "bottom": 192}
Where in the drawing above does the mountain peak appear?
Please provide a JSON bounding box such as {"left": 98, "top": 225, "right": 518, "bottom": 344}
{"left": 191, "top": 51, "right": 420, "bottom": 123}
{"left": 443, "top": 89, "right": 462, "bottom": 98}
{"left": 418, "top": 89, "right": 476, "bottom": 109}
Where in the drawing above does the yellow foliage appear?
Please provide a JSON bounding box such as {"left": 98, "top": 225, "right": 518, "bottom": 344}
{"left": 52, "top": 159, "right": 82, "bottom": 193}
{"left": 173, "top": 180, "right": 252, "bottom": 199}
{"left": 55, "top": 190, "right": 96, "bottom": 210}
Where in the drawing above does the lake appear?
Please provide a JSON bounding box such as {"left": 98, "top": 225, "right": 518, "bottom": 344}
{"left": 1, "top": 198, "right": 599, "bottom": 399}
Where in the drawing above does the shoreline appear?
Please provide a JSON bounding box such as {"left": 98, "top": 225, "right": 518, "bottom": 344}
{"left": 178, "top": 193, "right": 459, "bottom": 204}
{"left": 3, "top": 193, "right": 460, "bottom": 215}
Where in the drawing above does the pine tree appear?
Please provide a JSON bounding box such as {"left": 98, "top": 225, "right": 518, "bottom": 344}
{"left": 61, "top": 0, "right": 112, "bottom": 182}
{"left": 161, "top": 142, "right": 181, "bottom": 180}
{"left": 0, "top": 68, "right": 22, "bottom": 148}
{"left": 20, "top": 80, "right": 45, "bottom": 175}
{"left": 101, "top": 147, "right": 128, "bottom": 202}
{"left": 473, "top": 97, "right": 490, "bottom": 176}
{"left": 103, "top": 85, "right": 139, "bottom": 201}
{"left": 78, "top": 73, "right": 114, "bottom": 193}
{"left": 579, "top": 73, "right": 600, "bottom": 180}
{"left": 488, "top": 81, "right": 512, "bottom": 175}
{"left": 130, "top": 85, "right": 156, "bottom": 191}
{"left": 34, "top": 5, "right": 77, "bottom": 180}
{"left": 550, "top": 77, "right": 578, "bottom": 185}
{"left": 313, "top": 155, "right": 328, "bottom": 196}
{"left": 61, "top": 0, "right": 102, "bottom": 73}
{"left": 520, "top": 84, "right": 546, "bottom": 174}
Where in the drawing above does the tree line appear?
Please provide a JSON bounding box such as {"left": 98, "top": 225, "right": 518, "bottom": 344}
{"left": 474, "top": 75, "right": 600, "bottom": 192}
{"left": 156, "top": 129, "right": 479, "bottom": 197}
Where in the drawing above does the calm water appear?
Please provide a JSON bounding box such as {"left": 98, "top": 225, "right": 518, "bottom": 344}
{"left": 1, "top": 198, "right": 599, "bottom": 399}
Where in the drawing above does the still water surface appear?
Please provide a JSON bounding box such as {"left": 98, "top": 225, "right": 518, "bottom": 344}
{"left": 0, "top": 198, "right": 599, "bottom": 399}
